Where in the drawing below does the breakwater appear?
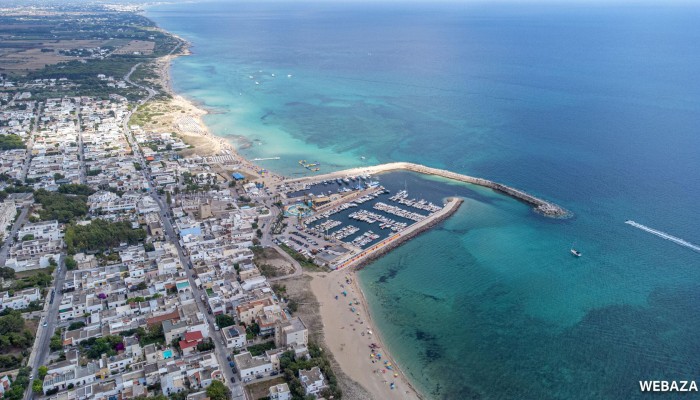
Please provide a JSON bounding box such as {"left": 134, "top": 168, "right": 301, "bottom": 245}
{"left": 335, "top": 197, "right": 463, "bottom": 271}
{"left": 285, "top": 162, "right": 569, "bottom": 218}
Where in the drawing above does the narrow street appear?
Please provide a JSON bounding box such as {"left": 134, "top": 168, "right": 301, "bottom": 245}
{"left": 122, "top": 64, "right": 247, "bottom": 399}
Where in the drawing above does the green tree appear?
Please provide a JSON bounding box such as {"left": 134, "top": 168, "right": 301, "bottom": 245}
{"left": 64, "top": 219, "right": 146, "bottom": 254}
{"left": 215, "top": 314, "right": 235, "bottom": 329}
{"left": 206, "top": 380, "right": 231, "bottom": 400}
{"left": 32, "top": 379, "right": 43, "bottom": 394}
{"left": 58, "top": 184, "right": 95, "bottom": 196}
{"left": 68, "top": 321, "right": 86, "bottom": 331}
{"left": 0, "top": 134, "right": 25, "bottom": 150}
{"left": 0, "top": 266, "right": 15, "bottom": 279}
{"left": 65, "top": 255, "right": 77, "bottom": 270}
{"left": 34, "top": 189, "right": 89, "bottom": 222}
{"left": 38, "top": 365, "right": 48, "bottom": 379}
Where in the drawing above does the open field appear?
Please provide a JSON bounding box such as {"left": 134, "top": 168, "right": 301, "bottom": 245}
{"left": 112, "top": 40, "right": 155, "bottom": 55}
{"left": 245, "top": 376, "right": 286, "bottom": 399}
{"left": 0, "top": 39, "right": 106, "bottom": 72}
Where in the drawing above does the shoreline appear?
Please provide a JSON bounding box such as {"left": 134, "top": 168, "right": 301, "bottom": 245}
{"left": 311, "top": 272, "right": 425, "bottom": 400}
{"left": 147, "top": 18, "right": 560, "bottom": 400}
{"left": 153, "top": 33, "right": 428, "bottom": 400}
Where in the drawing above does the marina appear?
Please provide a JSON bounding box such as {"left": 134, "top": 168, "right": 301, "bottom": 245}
{"left": 373, "top": 202, "right": 427, "bottom": 222}
{"left": 287, "top": 173, "right": 452, "bottom": 255}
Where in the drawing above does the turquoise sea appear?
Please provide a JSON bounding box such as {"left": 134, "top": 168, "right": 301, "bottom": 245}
{"left": 147, "top": 2, "right": 700, "bottom": 399}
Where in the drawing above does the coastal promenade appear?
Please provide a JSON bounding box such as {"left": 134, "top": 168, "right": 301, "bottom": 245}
{"left": 285, "top": 161, "right": 570, "bottom": 218}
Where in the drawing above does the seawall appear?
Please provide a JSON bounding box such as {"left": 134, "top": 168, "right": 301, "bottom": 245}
{"left": 285, "top": 162, "right": 570, "bottom": 218}
{"left": 335, "top": 197, "right": 463, "bottom": 271}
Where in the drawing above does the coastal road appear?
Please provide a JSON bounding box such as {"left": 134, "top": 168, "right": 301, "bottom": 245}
{"left": 120, "top": 84, "right": 247, "bottom": 400}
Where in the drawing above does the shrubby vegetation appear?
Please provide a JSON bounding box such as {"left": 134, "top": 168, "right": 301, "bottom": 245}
{"left": 215, "top": 314, "right": 235, "bottom": 329}
{"left": 0, "top": 134, "right": 25, "bottom": 150}
{"left": 206, "top": 380, "right": 231, "bottom": 400}
{"left": 280, "top": 343, "right": 342, "bottom": 400}
{"left": 247, "top": 341, "right": 275, "bottom": 357}
{"left": 2, "top": 367, "right": 31, "bottom": 400}
{"left": 58, "top": 184, "right": 95, "bottom": 196}
{"left": 0, "top": 310, "right": 34, "bottom": 370}
{"left": 79, "top": 335, "right": 123, "bottom": 359}
{"left": 64, "top": 219, "right": 146, "bottom": 254}
{"left": 34, "top": 189, "right": 89, "bottom": 222}
{"left": 9, "top": 271, "right": 52, "bottom": 291}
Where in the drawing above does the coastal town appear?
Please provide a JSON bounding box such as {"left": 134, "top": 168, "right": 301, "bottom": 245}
{"left": 0, "top": 3, "right": 573, "bottom": 400}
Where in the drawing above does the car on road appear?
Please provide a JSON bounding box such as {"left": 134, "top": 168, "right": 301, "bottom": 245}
{"left": 255, "top": 374, "right": 263, "bottom": 379}
{"left": 230, "top": 377, "right": 235, "bottom": 383}
{"left": 42, "top": 321, "right": 47, "bottom": 327}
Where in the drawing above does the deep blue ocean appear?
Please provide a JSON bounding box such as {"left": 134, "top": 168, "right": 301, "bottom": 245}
{"left": 147, "top": 2, "right": 700, "bottom": 399}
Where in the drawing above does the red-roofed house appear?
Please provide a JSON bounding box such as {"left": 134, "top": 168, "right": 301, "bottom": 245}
{"left": 179, "top": 330, "right": 204, "bottom": 356}
{"left": 146, "top": 309, "right": 181, "bottom": 327}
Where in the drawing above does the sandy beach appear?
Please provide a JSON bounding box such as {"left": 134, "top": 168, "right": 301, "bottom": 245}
{"left": 311, "top": 272, "right": 423, "bottom": 400}
{"left": 151, "top": 37, "right": 422, "bottom": 399}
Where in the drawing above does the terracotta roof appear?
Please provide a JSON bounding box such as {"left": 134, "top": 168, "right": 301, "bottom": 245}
{"left": 184, "top": 331, "right": 203, "bottom": 342}
{"left": 146, "top": 309, "right": 180, "bottom": 326}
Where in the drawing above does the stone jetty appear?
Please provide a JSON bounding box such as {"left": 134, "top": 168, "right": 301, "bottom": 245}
{"left": 285, "top": 162, "right": 570, "bottom": 218}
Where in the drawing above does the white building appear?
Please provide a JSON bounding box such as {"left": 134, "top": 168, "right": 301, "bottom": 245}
{"left": 234, "top": 351, "right": 273, "bottom": 380}
{"left": 222, "top": 325, "right": 246, "bottom": 349}
{"left": 275, "top": 317, "right": 308, "bottom": 348}
{"left": 269, "top": 382, "right": 291, "bottom": 400}
{"left": 299, "top": 366, "right": 328, "bottom": 396}
{"left": 42, "top": 360, "right": 99, "bottom": 394}
{"left": 17, "top": 220, "right": 61, "bottom": 241}
{"left": 0, "top": 287, "right": 40, "bottom": 310}
{"left": 0, "top": 200, "right": 16, "bottom": 240}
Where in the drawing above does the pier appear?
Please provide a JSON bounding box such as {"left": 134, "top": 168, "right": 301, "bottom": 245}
{"left": 334, "top": 197, "right": 464, "bottom": 271}
{"left": 252, "top": 157, "right": 280, "bottom": 161}
{"left": 284, "top": 162, "right": 570, "bottom": 218}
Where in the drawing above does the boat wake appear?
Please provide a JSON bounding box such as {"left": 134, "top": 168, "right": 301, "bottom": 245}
{"left": 625, "top": 220, "right": 700, "bottom": 253}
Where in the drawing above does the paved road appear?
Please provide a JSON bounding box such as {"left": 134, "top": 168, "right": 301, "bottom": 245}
{"left": 20, "top": 103, "right": 40, "bottom": 182}
{"left": 0, "top": 206, "right": 28, "bottom": 267}
{"left": 122, "top": 65, "right": 246, "bottom": 400}
{"left": 23, "top": 259, "right": 67, "bottom": 400}
{"left": 77, "top": 112, "right": 86, "bottom": 184}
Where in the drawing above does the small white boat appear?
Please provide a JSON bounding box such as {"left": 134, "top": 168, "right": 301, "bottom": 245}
{"left": 570, "top": 248, "right": 582, "bottom": 257}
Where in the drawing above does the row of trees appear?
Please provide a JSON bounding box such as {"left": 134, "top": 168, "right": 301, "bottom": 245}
{"left": 58, "top": 184, "right": 95, "bottom": 196}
